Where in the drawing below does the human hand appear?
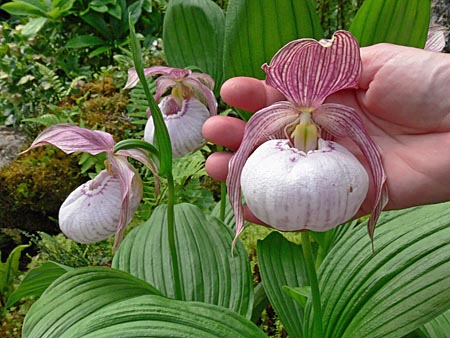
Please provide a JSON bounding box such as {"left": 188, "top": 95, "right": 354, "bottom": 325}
{"left": 203, "top": 43, "right": 450, "bottom": 221}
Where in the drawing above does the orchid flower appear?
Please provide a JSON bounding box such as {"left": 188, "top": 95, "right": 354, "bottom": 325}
{"left": 425, "top": 24, "right": 448, "bottom": 52}
{"left": 125, "top": 66, "right": 217, "bottom": 157}
{"left": 228, "top": 31, "right": 388, "bottom": 248}
{"left": 22, "top": 124, "right": 158, "bottom": 249}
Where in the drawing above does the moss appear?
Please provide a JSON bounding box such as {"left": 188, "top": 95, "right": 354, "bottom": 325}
{"left": 0, "top": 147, "right": 86, "bottom": 234}
{"left": 60, "top": 75, "right": 137, "bottom": 141}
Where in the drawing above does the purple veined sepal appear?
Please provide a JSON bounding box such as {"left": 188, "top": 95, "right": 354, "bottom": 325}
{"left": 313, "top": 103, "right": 389, "bottom": 241}
{"left": 227, "top": 102, "right": 299, "bottom": 250}
{"left": 263, "top": 30, "right": 361, "bottom": 108}
{"left": 20, "top": 124, "right": 158, "bottom": 248}
{"left": 425, "top": 24, "right": 449, "bottom": 52}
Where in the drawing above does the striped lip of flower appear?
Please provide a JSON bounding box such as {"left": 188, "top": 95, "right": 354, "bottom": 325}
{"left": 21, "top": 124, "right": 159, "bottom": 249}
{"left": 227, "top": 31, "right": 388, "bottom": 249}
{"left": 125, "top": 66, "right": 217, "bottom": 157}
{"left": 425, "top": 24, "right": 448, "bottom": 52}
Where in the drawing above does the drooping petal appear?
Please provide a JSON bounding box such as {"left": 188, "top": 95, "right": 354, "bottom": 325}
{"left": 183, "top": 77, "right": 217, "bottom": 115}
{"left": 107, "top": 155, "right": 143, "bottom": 249}
{"left": 59, "top": 170, "right": 122, "bottom": 243}
{"left": 190, "top": 72, "right": 215, "bottom": 90}
{"left": 144, "top": 97, "right": 210, "bottom": 157}
{"left": 227, "top": 102, "right": 299, "bottom": 249}
{"left": 263, "top": 30, "right": 361, "bottom": 108}
{"left": 425, "top": 24, "right": 448, "bottom": 52}
{"left": 124, "top": 66, "right": 191, "bottom": 89}
{"left": 22, "top": 124, "right": 115, "bottom": 155}
{"left": 241, "top": 139, "right": 368, "bottom": 231}
{"left": 313, "top": 103, "right": 388, "bottom": 241}
{"left": 116, "top": 148, "right": 161, "bottom": 195}
{"left": 155, "top": 76, "right": 177, "bottom": 102}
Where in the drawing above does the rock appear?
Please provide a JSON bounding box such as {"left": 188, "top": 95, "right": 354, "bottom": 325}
{"left": 0, "top": 126, "right": 28, "bottom": 170}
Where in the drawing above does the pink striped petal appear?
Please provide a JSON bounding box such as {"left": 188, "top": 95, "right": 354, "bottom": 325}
{"left": 117, "top": 148, "right": 161, "bottom": 195}
{"left": 155, "top": 76, "right": 177, "bottom": 102}
{"left": 190, "top": 72, "right": 215, "bottom": 90}
{"left": 184, "top": 77, "right": 217, "bottom": 115}
{"left": 227, "top": 102, "right": 299, "bottom": 249}
{"left": 59, "top": 170, "right": 122, "bottom": 243}
{"left": 124, "top": 66, "right": 191, "bottom": 89}
{"left": 22, "top": 124, "right": 115, "bottom": 155}
{"left": 425, "top": 24, "right": 448, "bottom": 52}
{"left": 263, "top": 31, "right": 361, "bottom": 108}
{"left": 107, "top": 155, "right": 143, "bottom": 249}
{"left": 313, "top": 103, "right": 388, "bottom": 241}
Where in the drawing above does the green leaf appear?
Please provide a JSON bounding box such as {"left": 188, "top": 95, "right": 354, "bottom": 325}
{"left": 304, "top": 202, "right": 450, "bottom": 338}
{"left": 1, "top": 1, "right": 47, "bottom": 16}
{"left": 21, "top": 17, "right": 47, "bottom": 37}
{"left": 0, "top": 244, "right": 29, "bottom": 295}
{"left": 65, "top": 35, "right": 106, "bottom": 48}
{"left": 211, "top": 196, "right": 236, "bottom": 230}
{"left": 6, "top": 261, "right": 72, "bottom": 308}
{"left": 163, "top": 0, "right": 225, "bottom": 92}
{"left": 283, "top": 285, "right": 311, "bottom": 309}
{"left": 257, "top": 232, "right": 309, "bottom": 337}
{"left": 22, "top": 266, "right": 162, "bottom": 338}
{"left": 418, "top": 308, "right": 450, "bottom": 338}
{"left": 349, "top": 0, "right": 431, "bottom": 48}
{"left": 223, "top": 0, "right": 323, "bottom": 81}
{"left": 251, "top": 282, "right": 269, "bottom": 323}
{"left": 26, "top": 293, "right": 267, "bottom": 337}
{"left": 112, "top": 203, "right": 254, "bottom": 319}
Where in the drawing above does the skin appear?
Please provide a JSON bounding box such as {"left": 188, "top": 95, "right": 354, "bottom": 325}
{"left": 203, "top": 43, "right": 450, "bottom": 223}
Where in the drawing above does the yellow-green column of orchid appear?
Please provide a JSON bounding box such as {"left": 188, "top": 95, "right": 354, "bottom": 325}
{"left": 292, "top": 112, "right": 324, "bottom": 338}
{"left": 129, "top": 18, "right": 182, "bottom": 300}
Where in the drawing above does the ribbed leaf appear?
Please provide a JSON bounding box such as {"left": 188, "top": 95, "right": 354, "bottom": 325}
{"left": 257, "top": 232, "right": 309, "bottom": 337}
{"left": 211, "top": 197, "right": 236, "bottom": 230}
{"left": 419, "top": 308, "right": 450, "bottom": 338}
{"left": 22, "top": 267, "right": 162, "bottom": 338}
{"left": 6, "top": 261, "right": 72, "bottom": 308}
{"left": 163, "top": 0, "right": 225, "bottom": 91}
{"left": 112, "top": 203, "right": 254, "bottom": 319}
{"left": 45, "top": 295, "right": 267, "bottom": 337}
{"left": 349, "top": 0, "right": 430, "bottom": 47}
{"left": 223, "top": 0, "right": 323, "bottom": 80}
{"left": 304, "top": 202, "right": 450, "bottom": 338}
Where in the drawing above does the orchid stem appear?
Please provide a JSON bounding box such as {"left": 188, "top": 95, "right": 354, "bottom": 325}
{"left": 167, "top": 172, "right": 182, "bottom": 300}
{"left": 301, "top": 231, "right": 323, "bottom": 338}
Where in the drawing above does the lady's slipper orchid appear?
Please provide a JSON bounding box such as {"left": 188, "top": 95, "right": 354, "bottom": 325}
{"left": 125, "top": 66, "right": 217, "bottom": 157}
{"left": 425, "top": 24, "right": 448, "bottom": 52}
{"left": 228, "top": 31, "right": 388, "bottom": 248}
{"left": 21, "top": 124, "right": 158, "bottom": 248}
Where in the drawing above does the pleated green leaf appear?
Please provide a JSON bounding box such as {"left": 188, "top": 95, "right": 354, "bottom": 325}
{"left": 60, "top": 295, "right": 267, "bottom": 337}
{"left": 349, "top": 0, "right": 430, "bottom": 48}
{"left": 6, "top": 261, "right": 72, "bottom": 308}
{"left": 304, "top": 202, "right": 450, "bottom": 338}
{"left": 163, "top": 0, "right": 225, "bottom": 91}
{"left": 418, "top": 308, "right": 450, "bottom": 338}
{"left": 223, "top": 0, "right": 323, "bottom": 80}
{"left": 22, "top": 267, "right": 162, "bottom": 338}
{"left": 112, "top": 203, "right": 254, "bottom": 319}
{"left": 257, "top": 232, "right": 309, "bottom": 337}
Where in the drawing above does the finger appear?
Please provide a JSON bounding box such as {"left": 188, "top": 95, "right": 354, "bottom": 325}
{"left": 203, "top": 116, "right": 246, "bottom": 151}
{"left": 205, "top": 152, "right": 233, "bottom": 182}
{"left": 220, "top": 77, "right": 285, "bottom": 112}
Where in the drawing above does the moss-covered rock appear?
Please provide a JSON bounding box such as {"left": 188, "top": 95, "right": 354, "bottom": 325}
{"left": 0, "top": 147, "right": 86, "bottom": 234}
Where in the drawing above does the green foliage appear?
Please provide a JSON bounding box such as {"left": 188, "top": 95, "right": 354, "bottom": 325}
{"left": 0, "top": 244, "right": 29, "bottom": 316}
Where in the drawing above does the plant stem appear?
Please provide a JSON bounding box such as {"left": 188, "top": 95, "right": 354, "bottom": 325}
{"left": 219, "top": 182, "right": 226, "bottom": 221}
{"left": 301, "top": 231, "right": 323, "bottom": 338}
{"left": 167, "top": 173, "right": 182, "bottom": 299}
